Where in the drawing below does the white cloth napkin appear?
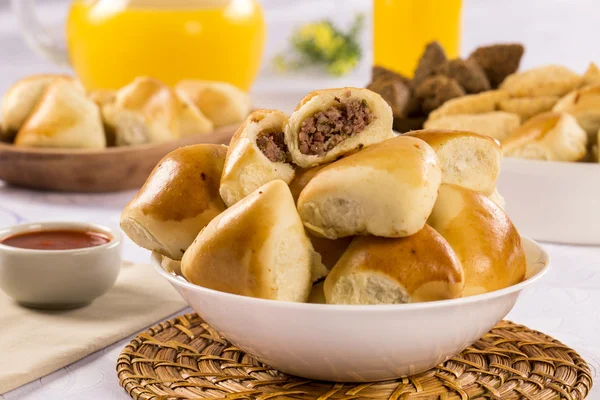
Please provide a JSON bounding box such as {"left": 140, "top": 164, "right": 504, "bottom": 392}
{"left": 0, "top": 262, "right": 187, "bottom": 394}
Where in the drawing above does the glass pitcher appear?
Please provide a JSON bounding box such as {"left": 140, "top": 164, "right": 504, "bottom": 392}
{"left": 13, "top": 0, "right": 266, "bottom": 91}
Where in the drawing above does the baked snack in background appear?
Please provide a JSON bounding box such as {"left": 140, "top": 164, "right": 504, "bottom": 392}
{"left": 467, "top": 44, "right": 524, "bottom": 88}
{"left": 500, "top": 65, "right": 582, "bottom": 98}
{"left": 181, "top": 180, "right": 315, "bottom": 302}
{"left": 219, "top": 109, "right": 294, "bottom": 207}
{"left": 498, "top": 96, "right": 559, "bottom": 121}
{"left": 414, "top": 75, "right": 465, "bottom": 114}
{"left": 553, "top": 84, "right": 600, "bottom": 141}
{"left": 176, "top": 80, "right": 252, "bottom": 128}
{"left": 423, "top": 111, "right": 520, "bottom": 141}
{"left": 404, "top": 129, "right": 502, "bottom": 195}
{"left": 324, "top": 225, "right": 464, "bottom": 304}
{"left": 366, "top": 70, "right": 416, "bottom": 118}
{"left": 488, "top": 188, "right": 506, "bottom": 210}
{"left": 413, "top": 41, "right": 448, "bottom": 85}
{"left": 297, "top": 135, "right": 441, "bottom": 239}
{"left": 427, "top": 184, "right": 526, "bottom": 296}
{"left": 433, "top": 58, "right": 491, "bottom": 94}
{"left": 582, "top": 62, "right": 600, "bottom": 87}
{"left": 428, "top": 90, "right": 509, "bottom": 121}
{"left": 502, "top": 112, "right": 588, "bottom": 162}
{"left": 0, "top": 74, "right": 80, "bottom": 140}
{"left": 14, "top": 79, "right": 105, "bottom": 149}
{"left": 120, "top": 144, "right": 227, "bottom": 260}
{"left": 285, "top": 87, "right": 394, "bottom": 168}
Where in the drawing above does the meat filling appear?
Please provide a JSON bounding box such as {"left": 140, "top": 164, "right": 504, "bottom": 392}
{"left": 256, "top": 130, "right": 289, "bottom": 163}
{"left": 298, "top": 95, "right": 375, "bottom": 156}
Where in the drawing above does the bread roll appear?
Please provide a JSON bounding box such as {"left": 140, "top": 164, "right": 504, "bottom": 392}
{"left": 175, "top": 80, "right": 251, "bottom": 127}
{"left": 324, "top": 225, "right": 464, "bottom": 305}
{"left": 498, "top": 96, "right": 559, "bottom": 121}
{"left": 14, "top": 80, "right": 105, "bottom": 149}
{"left": 404, "top": 129, "right": 502, "bottom": 195}
{"left": 427, "top": 184, "right": 526, "bottom": 296}
{"left": 488, "top": 188, "right": 506, "bottom": 210}
{"left": 1, "top": 75, "right": 79, "bottom": 139}
{"left": 88, "top": 89, "right": 116, "bottom": 107}
{"left": 285, "top": 88, "right": 394, "bottom": 168}
{"left": 181, "top": 180, "right": 314, "bottom": 302}
{"left": 428, "top": 90, "right": 509, "bottom": 121}
{"left": 121, "top": 144, "right": 227, "bottom": 260}
{"left": 297, "top": 135, "right": 442, "bottom": 239}
{"left": 553, "top": 84, "right": 600, "bottom": 141}
{"left": 502, "top": 112, "right": 587, "bottom": 162}
{"left": 500, "top": 65, "right": 582, "bottom": 97}
{"left": 219, "top": 109, "right": 294, "bottom": 207}
{"left": 177, "top": 94, "right": 214, "bottom": 137}
{"left": 424, "top": 112, "right": 520, "bottom": 142}
{"left": 582, "top": 62, "right": 600, "bottom": 87}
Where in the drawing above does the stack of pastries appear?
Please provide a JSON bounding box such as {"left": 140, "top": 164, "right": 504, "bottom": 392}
{"left": 0, "top": 75, "right": 250, "bottom": 148}
{"left": 121, "top": 87, "right": 527, "bottom": 305}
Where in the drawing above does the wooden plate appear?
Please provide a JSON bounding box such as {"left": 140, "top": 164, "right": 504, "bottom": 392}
{"left": 0, "top": 124, "right": 237, "bottom": 193}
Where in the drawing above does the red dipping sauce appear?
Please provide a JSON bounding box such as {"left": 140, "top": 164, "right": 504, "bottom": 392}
{"left": 0, "top": 229, "right": 111, "bottom": 250}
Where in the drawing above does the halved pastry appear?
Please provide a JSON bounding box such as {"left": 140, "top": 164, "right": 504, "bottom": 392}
{"left": 219, "top": 109, "right": 294, "bottom": 207}
{"left": 181, "top": 180, "right": 314, "bottom": 302}
{"left": 14, "top": 80, "right": 105, "bottom": 149}
{"left": 553, "top": 84, "right": 600, "bottom": 141}
{"left": 427, "top": 184, "right": 526, "bottom": 296}
{"left": 175, "top": 80, "right": 251, "bottom": 127}
{"left": 324, "top": 225, "right": 464, "bottom": 304}
{"left": 120, "top": 144, "right": 227, "bottom": 260}
{"left": 1, "top": 74, "right": 80, "bottom": 140}
{"left": 502, "top": 112, "right": 587, "bottom": 162}
{"left": 404, "top": 129, "right": 502, "bottom": 195}
{"left": 285, "top": 87, "right": 394, "bottom": 168}
{"left": 297, "top": 135, "right": 442, "bottom": 239}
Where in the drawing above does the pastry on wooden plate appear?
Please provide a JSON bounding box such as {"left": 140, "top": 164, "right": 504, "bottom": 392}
{"left": 219, "top": 109, "right": 294, "bottom": 207}
{"left": 427, "top": 184, "right": 526, "bottom": 296}
{"left": 404, "top": 129, "right": 502, "bottom": 195}
{"left": 181, "top": 180, "right": 315, "bottom": 302}
{"left": 424, "top": 111, "right": 520, "bottom": 141}
{"left": 324, "top": 225, "right": 464, "bottom": 304}
{"left": 121, "top": 144, "right": 227, "bottom": 260}
{"left": 500, "top": 65, "right": 582, "bottom": 98}
{"left": 1, "top": 74, "right": 80, "bottom": 141}
{"left": 502, "top": 112, "right": 587, "bottom": 162}
{"left": 14, "top": 79, "right": 105, "bottom": 149}
{"left": 428, "top": 90, "right": 509, "bottom": 121}
{"left": 498, "top": 96, "right": 559, "bottom": 121}
{"left": 297, "top": 135, "right": 441, "bottom": 239}
{"left": 176, "top": 80, "right": 251, "bottom": 127}
{"left": 285, "top": 87, "right": 394, "bottom": 168}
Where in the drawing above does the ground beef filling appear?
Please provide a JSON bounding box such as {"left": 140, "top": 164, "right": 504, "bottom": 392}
{"left": 298, "top": 96, "right": 374, "bottom": 156}
{"left": 256, "top": 130, "right": 289, "bottom": 163}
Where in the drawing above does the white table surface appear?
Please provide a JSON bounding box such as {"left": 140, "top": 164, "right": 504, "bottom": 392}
{"left": 1, "top": 0, "right": 600, "bottom": 398}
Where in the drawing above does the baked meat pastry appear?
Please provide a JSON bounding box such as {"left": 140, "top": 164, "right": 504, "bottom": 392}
{"left": 424, "top": 111, "right": 520, "bottom": 141}
{"left": 500, "top": 65, "right": 582, "bottom": 97}
{"left": 498, "top": 96, "right": 559, "bottom": 121}
{"left": 502, "top": 112, "right": 587, "bottom": 162}
{"left": 404, "top": 129, "right": 502, "bottom": 195}
{"left": 219, "top": 109, "right": 294, "bottom": 207}
{"left": 175, "top": 80, "right": 251, "bottom": 127}
{"left": 428, "top": 90, "right": 509, "bottom": 121}
{"left": 488, "top": 188, "right": 506, "bottom": 210}
{"left": 1, "top": 74, "right": 80, "bottom": 140}
{"left": 582, "top": 62, "right": 600, "bottom": 87}
{"left": 427, "top": 184, "right": 526, "bottom": 296}
{"left": 285, "top": 88, "right": 394, "bottom": 168}
{"left": 324, "top": 225, "right": 464, "bottom": 304}
{"left": 553, "top": 84, "right": 600, "bottom": 141}
{"left": 181, "top": 180, "right": 314, "bottom": 302}
{"left": 297, "top": 135, "right": 441, "bottom": 239}
{"left": 14, "top": 79, "right": 105, "bottom": 149}
{"left": 121, "top": 144, "right": 227, "bottom": 260}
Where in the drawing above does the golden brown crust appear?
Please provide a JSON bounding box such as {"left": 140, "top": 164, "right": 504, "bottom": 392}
{"left": 288, "top": 163, "right": 329, "bottom": 202}
{"left": 127, "top": 144, "right": 227, "bottom": 222}
{"left": 501, "top": 112, "right": 560, "bottom": 150}
{"left": 404, "top": 128, "right": 502, "bottom": 148}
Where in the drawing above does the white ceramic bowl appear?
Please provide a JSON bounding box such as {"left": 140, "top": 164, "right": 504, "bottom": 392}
{"left": 498, "top": 158, "right": 600, "bottom": 245}
{"left": 0, "top": 222, "right": 122, "bottom": 309}
{"left": 151, "top": 237, "right": 549, "bottom": 382}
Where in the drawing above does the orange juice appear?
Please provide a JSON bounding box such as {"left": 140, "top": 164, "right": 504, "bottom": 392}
{"left": 66, "top": 0, "right": 265, "bottom": 91}
{"left": 374, "top": 0, "right": 462, "bottom": 77}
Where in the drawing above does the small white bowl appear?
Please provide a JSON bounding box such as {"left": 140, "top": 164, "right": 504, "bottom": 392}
{"left": 499, "top": 158, "right": 600, "bottom": 245}
{"left": 0, "top": 222, "right": 122, "bottom": 309}
{"left": 151, "top": 237, "right": 549, "bottom": 382}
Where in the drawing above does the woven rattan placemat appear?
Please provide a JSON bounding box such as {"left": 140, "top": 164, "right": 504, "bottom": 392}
{"left": 117, "top": 313, "right": 592, "bottom": 399}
